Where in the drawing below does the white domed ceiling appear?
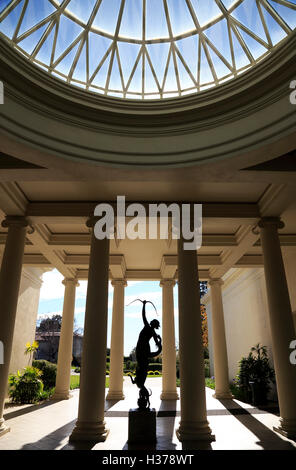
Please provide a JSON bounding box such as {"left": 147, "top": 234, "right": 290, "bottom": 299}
{"left": 0, "top": 0, "right": 296, "bottom": 100}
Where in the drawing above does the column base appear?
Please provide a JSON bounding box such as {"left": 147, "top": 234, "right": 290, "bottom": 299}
{"left": 52, "top": 390, "right": 73, "bottom": 400}
{"left": 213, "top": 391, "right": 233, "bottom": 400}
{"left": 273, "top": 418, "right": 296, "bottom": 441}
{"left": 106, "top": 391, "right": 125, "bottom": 400}
{"left": 0, "top": 419, "right": 10, "bottom": 438}
{"left": 69, "top": 420, "right": 109, "bottom": 442}
{"left": 176, "top": 420, "right": 215, "bottom": 443}
{"left": 160, "top": 391, "right": 179, "bottom": 400}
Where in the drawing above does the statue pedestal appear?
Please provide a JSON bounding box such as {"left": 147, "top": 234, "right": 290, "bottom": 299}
{"left": 128, "top": 408, "right": 157, "bottom": 444}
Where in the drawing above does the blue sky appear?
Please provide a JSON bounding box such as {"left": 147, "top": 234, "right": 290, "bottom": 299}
{"left": 38, "top": 269, "right": 179, "bottom": 356}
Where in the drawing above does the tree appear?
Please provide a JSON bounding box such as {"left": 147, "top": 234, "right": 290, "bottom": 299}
{"left": 37, "top": 314, "right": 62, "bottom": 332}
{"left": 200, "top": 304, "right": 208, "bottom": 349}
{"left": 36, "top": 315, "right": 62, "bottom": 362}
{"left": 200, "top": 281, "right": 208, "bottom": 299}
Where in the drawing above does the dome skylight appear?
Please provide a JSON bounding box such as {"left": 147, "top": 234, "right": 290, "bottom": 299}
{"left": 1, "top": 0, "right": 296, "bottom": 100}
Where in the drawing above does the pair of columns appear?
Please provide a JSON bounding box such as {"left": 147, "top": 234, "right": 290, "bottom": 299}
{"left": 207, "top": 218, "right": 296, "bottom": 440}
{"left": 108, "top": 279, "right": 179, "bottom": 401}
{"left": 107, "top": 279, "right": 179, "bottom": 401}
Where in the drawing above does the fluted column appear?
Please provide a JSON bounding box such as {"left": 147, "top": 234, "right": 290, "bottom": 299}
{"left": 209, "top": 279, "right": 232, "bottom": 399}
{"left": 70, "top": 218, "right": 110, "bottom": 442}
{"left": 53, "top": 278, "right": 79, "bottom": 400}
{"left": 259, "top": 217, "right": 296, "bottom": 440}
{"left": 160, "top": 279, "right": 179, "bottom": 400}
{"left": 176, "top": 237, "right": 215, "bottom": 444}
{"left": 106, "top": 279, "right": 127, "bottom": 400}
{"left": 0, "top": 216, "right": 28, "bottom": 437}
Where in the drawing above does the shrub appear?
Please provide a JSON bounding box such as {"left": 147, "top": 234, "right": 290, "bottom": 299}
{"left": 39, "top": 387, "right": 55, "bottom": 400}
{"left": 8, "top": 367, "right": 44, "bottom": 404}
{"left": 32, "top": 360, "right": 57, "bottom": 389}
{"left": 72, "top": 356, "right": 81, "bottom": 367}
{"left": 204, "top": 359, "right": 210, "bottom": 378}
{"left": 205, "top": 377, "right": 215, "bottom": 390}
{"left": 148, "top": 363, "right": 162, "bottom": 372}
{"left": 234, "top": 344, "right": 275, "bottom": 404}
{"left": 124, "top": 360, "right": 136, "bottom": 373}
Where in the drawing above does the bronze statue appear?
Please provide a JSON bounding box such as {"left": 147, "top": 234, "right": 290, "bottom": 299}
{"left": 129, "top": 300, "right": 162, "bottom": 409}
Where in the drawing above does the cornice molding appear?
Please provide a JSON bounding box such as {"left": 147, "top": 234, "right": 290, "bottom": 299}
{"left": 1, "top": 32, "right": 295, "bottom": 122}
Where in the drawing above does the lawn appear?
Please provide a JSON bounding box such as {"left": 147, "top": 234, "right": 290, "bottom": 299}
{"left": 70, "top": 375, "right": 109, "bottom": 390}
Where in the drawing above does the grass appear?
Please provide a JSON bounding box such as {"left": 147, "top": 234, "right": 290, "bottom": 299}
{"left": 205, "top": 377, "right": 215, "bottom": 390}
{"left": 69, "top": 375, "right": 109, "bottom": 390}
{"left": 176, "top": 377, "right": 215, "bottom": 388}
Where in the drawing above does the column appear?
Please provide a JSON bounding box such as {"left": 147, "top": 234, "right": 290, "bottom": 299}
{"left": 106, "top": 279, "right": 127, "bottom": 400}
{"left": 70, "top": 219, "right": 110, "bottom": 442}
{"left": 0, "top": 216, "right": 28, "bottom": 437}
{"left": 176, "top": 237, "right": 215, "bottom": 444}
{"left": 209, "top": 279, "right": 232, "bottom": 399}
{"left": 53, "top": 278, "right": 79, "bottom": 400}
{"left": 259, "top": 217, "right": 296, "bottom": 439}
{"left": 160, "top": 279, "right": 179, "bottom": 400}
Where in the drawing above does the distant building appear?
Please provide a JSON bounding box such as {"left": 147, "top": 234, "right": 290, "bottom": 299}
{"left": 35, "top": 332, "right": 83, "bottom": 365}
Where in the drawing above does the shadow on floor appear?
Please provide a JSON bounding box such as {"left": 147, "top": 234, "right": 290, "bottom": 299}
{"left": 4, "top": 399, "right": 59, "bottom": 421}
{"left": 105, "top": 399, "right": 121, "bottom": 411}
{"left": 21, "top": 419, "right": 78, "bottom": 450}
{"left": 218, "top": 398, "right": 295, "bottom": 450}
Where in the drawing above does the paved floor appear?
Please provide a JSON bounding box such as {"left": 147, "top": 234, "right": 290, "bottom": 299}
{"left": 1, "top": 378, "right": 295, "bottom": 451}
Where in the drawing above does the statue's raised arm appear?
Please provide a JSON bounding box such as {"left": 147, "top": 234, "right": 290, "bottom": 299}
{"left": 142, "top": 300, "right": 149, "bottom": 328}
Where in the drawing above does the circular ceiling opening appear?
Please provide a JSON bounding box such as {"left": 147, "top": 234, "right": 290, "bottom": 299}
{"left": 1, "top": 0, "right": 296, "bottom": 100}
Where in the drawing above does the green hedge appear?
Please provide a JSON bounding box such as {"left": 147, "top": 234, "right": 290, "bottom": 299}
{"left": 148, "top": 363, "right": 162, "bottom": 372}
{"left": 32, "top": 360, "right": 57, "bottom": 390}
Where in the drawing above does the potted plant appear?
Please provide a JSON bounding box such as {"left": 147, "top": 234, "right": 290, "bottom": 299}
{"left": 236, "top": 344, "right": 275, "bottom": 405}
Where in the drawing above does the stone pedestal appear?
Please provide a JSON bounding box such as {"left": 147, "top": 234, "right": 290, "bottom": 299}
{"left": 128, "top": 408, "right": 156, "bottom": 444}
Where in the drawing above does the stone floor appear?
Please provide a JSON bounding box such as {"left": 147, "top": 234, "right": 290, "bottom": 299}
{"left": 1, "top": 377, "right": 295, "bottom": 451}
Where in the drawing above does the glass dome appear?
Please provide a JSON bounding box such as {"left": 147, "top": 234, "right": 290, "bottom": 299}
{"left": 1, "top": 0, "right": 296, "bottom": 100}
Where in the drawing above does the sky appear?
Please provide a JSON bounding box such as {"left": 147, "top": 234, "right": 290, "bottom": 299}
{"left": 37, "top": 269, "right": 179, "bottom": 357}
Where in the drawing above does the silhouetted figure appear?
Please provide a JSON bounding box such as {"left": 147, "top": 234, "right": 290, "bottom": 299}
{"left": 129, "top": 300, "right": 162, "bottom": 409}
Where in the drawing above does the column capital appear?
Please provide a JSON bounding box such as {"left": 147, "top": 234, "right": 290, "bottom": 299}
{"left": 209, "top": 278, "right": 224, "bottom": 287}
{"left": 62, "top": 278, "right": 80, "bottom": 287}
{"left": 111, "top": 279, "right": 127, "bottom": 288}
{"left": 160, "top": 279, "right": 176, "bottom": 288}
{"left": 1, "top": 216, "right": 29, "bottom": 229}
{"left": 258, "top": 217, "right": 285, "bottom": 230}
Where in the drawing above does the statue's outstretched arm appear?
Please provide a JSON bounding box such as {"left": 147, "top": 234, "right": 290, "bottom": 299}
{"left": 142, "top": 301, "right": 149, "bottom": 328}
